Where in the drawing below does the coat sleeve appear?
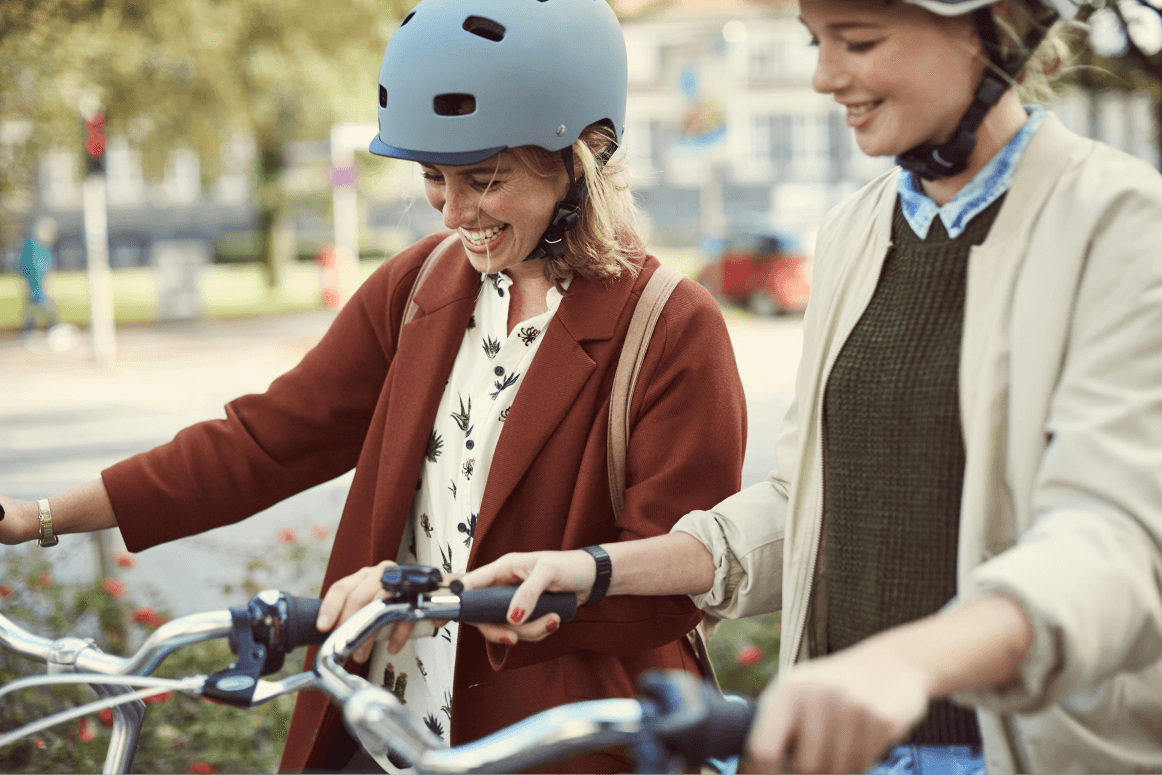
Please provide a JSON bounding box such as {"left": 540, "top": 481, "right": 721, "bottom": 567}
{"left": 102, "top": 238, "right": 439, "bottom": 552}
{"left": 953, "top": 166, "right": 1162, "bottom": 713}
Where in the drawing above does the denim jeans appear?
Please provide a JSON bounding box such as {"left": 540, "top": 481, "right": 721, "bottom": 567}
{"left": 708, "top": 745, "right": 984, "bottom": 775}
{"left": 867, "top": 744, "right": 985, "bottom": 775}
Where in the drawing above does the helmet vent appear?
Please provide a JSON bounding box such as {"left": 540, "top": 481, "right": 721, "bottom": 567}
{"left": 433, "top": 93, "right": 477, "bottom": 116}
{"left": 463, "top": 16, "right": 505, "bottom": 42}
{"left": 401, "top": 11, "right": 415, "bottom": 26}
{"left": 379, "top": 86, "right": 387, "bottom": 108}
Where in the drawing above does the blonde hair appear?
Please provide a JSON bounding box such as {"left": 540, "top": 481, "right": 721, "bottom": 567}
{"left": 992, "top": 1, "right": 1082, "bottom": 103}
{"left": 508, "top": 123, "right": 642, "bottom": 287}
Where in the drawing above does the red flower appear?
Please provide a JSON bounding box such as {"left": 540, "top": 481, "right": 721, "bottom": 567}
{"left": 0, "top": 583, "right": 12, "bottom": 598}
{"left": 132, "top": 607, "right": 163, "bottom": 628}
{"left": 277, "top": 527, "right": 298, "bottom": 544}
{"left": 77, "top": 717, "right": 94, "bottom": 743}
{"left": 143, "top": 691, "right": 173, "bottom": 705}
{"left": 187, "top": 762, "right": 216, "bottom": 774}
{"left": 98, "top": 709, "right": 114, "bottom": 727}
{"left": 102, "top": 578, "right": 125, "bottom": 598}
{"left": 736, "top": 645, "right": 763, "bottom": 667}
{"left": 37, "top": 571, "right": 54, "bottom": 587}
{"left": 34, "top": 738, "right": 45, "bottom": 748}
{"left": 310, "top": 523, "right": 328, "bottom": 540}
{"left": 114, "top": 551, "right": 137, "bottom": 569}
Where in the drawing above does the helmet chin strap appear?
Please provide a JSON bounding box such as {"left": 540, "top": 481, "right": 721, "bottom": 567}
{"left": 524, "top": 146, "right": 588, "bottom": 262}
{"left": 895, "top": 5, "right": 1057, "bottom": 181}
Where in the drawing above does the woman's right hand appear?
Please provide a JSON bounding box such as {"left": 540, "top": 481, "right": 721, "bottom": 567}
{"left": 0, "top": 496, "right": 41, "bottom": 545}
{"left": 458, "top": 550, "right": 597, "bottom": 644}
{"left": 317, "top": 560, "right": 421, "bottom": 664}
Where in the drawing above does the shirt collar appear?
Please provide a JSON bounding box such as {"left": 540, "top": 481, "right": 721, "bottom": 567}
{"left": 897, "top": 105, "right": 1045, "bottom": 240}
{"left": 481, "top": 271, "right": 571, "bottom": 313}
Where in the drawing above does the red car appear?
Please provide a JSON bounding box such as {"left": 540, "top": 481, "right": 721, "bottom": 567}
{"left": 697, "top": 233, "right": 811, "bottom": 316}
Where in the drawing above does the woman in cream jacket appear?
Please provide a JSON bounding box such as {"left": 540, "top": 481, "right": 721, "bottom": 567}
{"left": 461, "top": 0, "right": 1162, "bottom": 770}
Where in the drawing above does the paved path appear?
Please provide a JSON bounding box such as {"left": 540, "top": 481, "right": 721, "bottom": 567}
{"left": 0, "top": 309, "right": 801, "bottom": 614}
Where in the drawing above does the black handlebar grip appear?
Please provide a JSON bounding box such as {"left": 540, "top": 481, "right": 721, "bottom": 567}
{"left": 283, "top": 596, "right": 328, "bottom": 649}
{"left": 457, "top": 587, "right": 578, "bottom": 625}
{"left": 697, "top": 694, "right": 757, "bottom": 763}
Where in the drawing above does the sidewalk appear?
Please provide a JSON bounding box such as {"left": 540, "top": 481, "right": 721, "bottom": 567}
{"left": 0, "top": 311, "right": 349, "bottom": 614}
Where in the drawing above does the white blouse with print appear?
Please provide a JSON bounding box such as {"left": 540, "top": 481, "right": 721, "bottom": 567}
{"left": 367, "top": 270, "right": 565, "bottom": 772}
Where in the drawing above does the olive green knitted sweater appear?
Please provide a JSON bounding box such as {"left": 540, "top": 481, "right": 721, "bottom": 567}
{"left": 819, "top": 194, "right": 1005, "bottom": 747}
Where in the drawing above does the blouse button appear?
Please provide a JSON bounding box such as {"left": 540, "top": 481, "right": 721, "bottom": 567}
{"left": 494, "top": 366, "right": 504, "bottom": 376}
{"left": 466, "top": 440, "right": 475, "bottom": 450}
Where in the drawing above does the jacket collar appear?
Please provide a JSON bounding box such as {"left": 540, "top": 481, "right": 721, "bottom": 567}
{"left": 409, "top": 232, "right": 483, "bottom": 317}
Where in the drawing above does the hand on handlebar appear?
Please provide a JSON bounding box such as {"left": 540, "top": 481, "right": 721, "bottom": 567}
{"left": 458, "top": 550, "right": 596, "bottom": 645}
{"left": 317, "top": 561, "right": 446, "bottom": 663}
{"left": 740, "top": 643, "right": 930, "bottom": 774}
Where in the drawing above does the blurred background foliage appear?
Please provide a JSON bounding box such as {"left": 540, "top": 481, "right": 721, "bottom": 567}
{"left": 0, "top": 528, "right": 333, "bottom": 773}
{"left": 0, "top": 0, "right": 413, "bottom": 284}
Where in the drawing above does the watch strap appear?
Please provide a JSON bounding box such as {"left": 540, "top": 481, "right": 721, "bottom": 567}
{"left": 580, "top": 545, "right": 611, "bottom": 606}
{"left": 37, "top": 498, "right": 58, "bottom": 548}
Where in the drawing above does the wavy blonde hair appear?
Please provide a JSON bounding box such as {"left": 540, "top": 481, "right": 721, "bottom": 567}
{"left": 507, "top": 123, "right": 642, "bottom": 286}
{"left": 991, "top": 0, "right": 1082, "bottom": 103}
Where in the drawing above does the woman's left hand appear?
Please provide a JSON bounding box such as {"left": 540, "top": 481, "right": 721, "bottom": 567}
{"left": 458, "top": 550, "right": 595, "bottom": 645}
{"left": 741, "top": 643, "right": 931, "bottom": 774}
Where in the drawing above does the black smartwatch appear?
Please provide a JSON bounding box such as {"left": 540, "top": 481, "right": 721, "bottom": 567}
{"left": 579, "top": 545, "right": 612, "bottom": 606}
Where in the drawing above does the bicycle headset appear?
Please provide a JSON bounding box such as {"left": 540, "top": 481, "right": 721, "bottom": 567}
{"left": 368, "top": 0, "right": 628, "bottom": 261}
{"left": 884, "top": 0, "right": 1079, "bottom": 179}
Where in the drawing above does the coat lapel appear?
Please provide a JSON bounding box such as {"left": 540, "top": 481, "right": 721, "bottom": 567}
{"left": 368, "top": 237, "right": 480, "bottom": 559}
{"left": 468, "top": 262, "right": 646, "bottom": 566}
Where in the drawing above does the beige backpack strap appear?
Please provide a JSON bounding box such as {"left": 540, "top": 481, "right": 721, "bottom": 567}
{"left": 606, "top": 263, "right": 721, "bottom": 692}
{"left": 607, "top": 263, "right": 684, "bottom": 518}
{"left": 398, "top": 233, "right": 460, "bottom": 348}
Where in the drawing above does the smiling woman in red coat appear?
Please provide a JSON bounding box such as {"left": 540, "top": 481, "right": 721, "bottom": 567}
{"left": 0, "top": 0, "right": 746, "bottom": 771}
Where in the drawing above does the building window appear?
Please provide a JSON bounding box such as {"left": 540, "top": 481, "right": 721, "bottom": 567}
{"left": 751, "top": 113, "right": 792, "bottom": 176}
{"left": 105, "top": 138, "right": 145, "bottom": 206}
{"left": 790, "top": 113, "right": 830, "bottom": 180}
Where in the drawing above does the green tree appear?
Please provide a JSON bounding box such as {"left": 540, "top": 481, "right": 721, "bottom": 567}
{"left": 1, "top": 0, "right": 414, "bottom": 281}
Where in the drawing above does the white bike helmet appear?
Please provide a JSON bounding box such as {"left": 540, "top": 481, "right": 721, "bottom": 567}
{"left": 893, "top": 0, "right": 1080, "bottom": 179}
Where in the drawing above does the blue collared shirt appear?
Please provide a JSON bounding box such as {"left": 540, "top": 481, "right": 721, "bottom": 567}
{"left": 897, "top": 105, "right": 1045, "bottom": 240}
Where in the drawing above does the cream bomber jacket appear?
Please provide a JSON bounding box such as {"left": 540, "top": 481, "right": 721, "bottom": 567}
{"left": 673, "top": 114, "right": 1162, "bottom": 773}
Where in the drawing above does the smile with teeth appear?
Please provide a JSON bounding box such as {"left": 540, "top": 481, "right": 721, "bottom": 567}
{"left": 846, "top": 100, "right": 882, "bottom": 116}
{"left": 461, "top": 224, "right": 508, "bottom": 245}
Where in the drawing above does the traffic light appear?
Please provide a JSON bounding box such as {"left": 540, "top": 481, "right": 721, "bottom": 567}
{"left": 83, "top": 112, "right": 106, "bottom": 176}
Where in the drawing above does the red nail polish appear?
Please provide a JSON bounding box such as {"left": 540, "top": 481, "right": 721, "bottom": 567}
{"left": 546, "top": 619, "right": 558, "bottom": 633}
{"left": 511, "top": 608, "right": 526, "bottom": 624}
{"left": 501, "top": 636, "right": 514, "bottom": 646}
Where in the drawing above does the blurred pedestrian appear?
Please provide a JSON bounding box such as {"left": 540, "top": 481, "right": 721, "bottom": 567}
{"left": 19, "top": 216, "right": 60, "bottom": 336}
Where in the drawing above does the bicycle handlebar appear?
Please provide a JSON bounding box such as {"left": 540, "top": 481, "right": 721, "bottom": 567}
{"left": 1, "top": 566, "right": 750, "bottom": 774}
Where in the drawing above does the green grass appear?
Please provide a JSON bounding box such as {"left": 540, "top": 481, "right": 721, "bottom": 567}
{"left": 0, "top": 260, "right": 386, "bottom": 330}
{"left": 0, "top": 247, "right": 705, "bottom": 331}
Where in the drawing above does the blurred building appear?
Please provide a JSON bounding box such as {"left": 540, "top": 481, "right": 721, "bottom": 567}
{"left": 617, "top": 0, "right": 1161, "bottom": 251}
{"left": 3, "top": 0, "right": 1160, "bottom": 271}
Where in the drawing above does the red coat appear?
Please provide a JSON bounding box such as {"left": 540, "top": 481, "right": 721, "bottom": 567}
{"left": 103, "top": 232, "right": 747, "bottom": 773}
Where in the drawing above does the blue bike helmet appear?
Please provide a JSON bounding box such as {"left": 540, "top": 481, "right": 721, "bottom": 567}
{"left": 370, "top": 0, "right": 628, "bottom": 166}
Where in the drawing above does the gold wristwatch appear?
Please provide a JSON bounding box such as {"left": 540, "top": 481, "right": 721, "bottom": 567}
{"left": 37, "top": 498, "right": 58, "bottom": 547}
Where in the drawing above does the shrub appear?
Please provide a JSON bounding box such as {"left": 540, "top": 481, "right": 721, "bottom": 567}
{"left": 0, "top": 548, "right": 303, "bottom": 774}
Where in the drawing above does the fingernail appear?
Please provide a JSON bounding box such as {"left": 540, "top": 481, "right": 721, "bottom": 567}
{"left": 501, "top": 636, "right": 514, "bottom": 646}
{"left": 546, "top": 619, "right": 559, "bottom": 633}
{"left": 317, "top": 615, "right": 332, "bottom": 630}
{"left": 510, "top": 608, "right": 526, "bottom": 624}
